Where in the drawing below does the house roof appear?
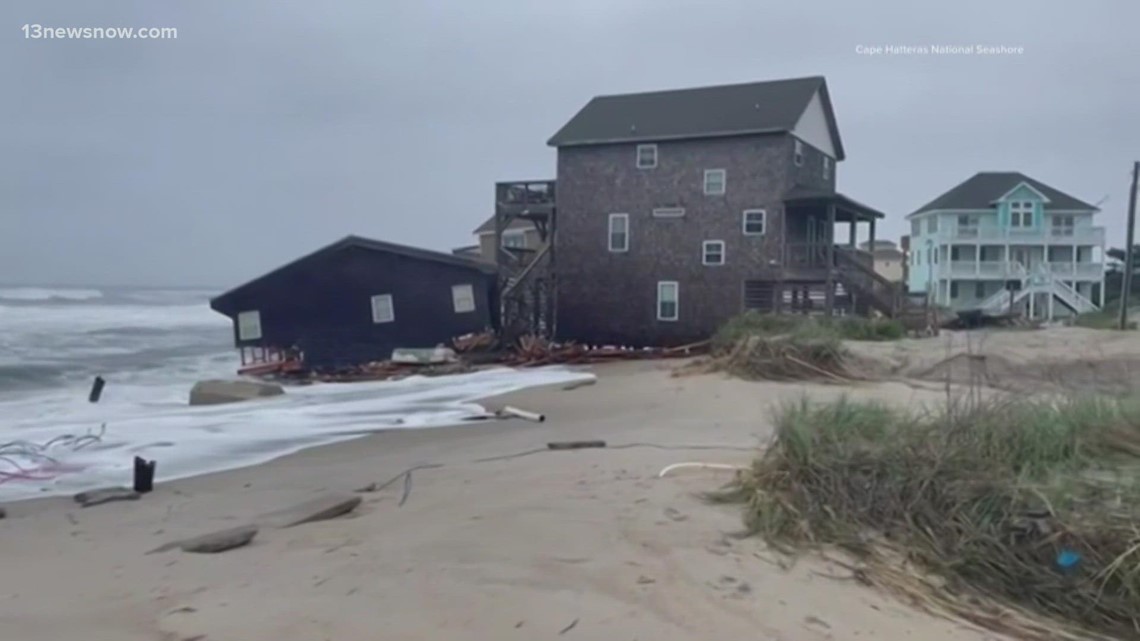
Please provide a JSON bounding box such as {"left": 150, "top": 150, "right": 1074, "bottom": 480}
{"left": 909, "top": 172, "right": 1099, "bottom": 217}
{"left": 472, "top": 215, "right": 534, "bottom": 235}
{"left": 859, "top": 239, "right": 898, "bottom": 250}
{"left": 546, "top": 76, "right": 845, "bottom": 160}
{"left": 783, "top": 186, "right": 886, "bottom": 221}
{"left": 211, "top": 235, "right": 494, "bottom": 312}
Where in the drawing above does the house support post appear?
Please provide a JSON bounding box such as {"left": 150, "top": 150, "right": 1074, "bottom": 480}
{"left": 825, "top": 203, "right": 836, "bottom": 315}
{"left": 848, "top": 218, "right": 856, "bottom": 247}
{"left": 869, "top": 217, "right": 876, "bottom": 249}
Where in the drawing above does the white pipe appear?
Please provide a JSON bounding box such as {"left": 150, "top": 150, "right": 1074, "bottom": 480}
{"left": 501, "top": 406, "right": 545, "bottom": 423}
{"left": 657, "top": 462, "right": 746, "bottom": 478}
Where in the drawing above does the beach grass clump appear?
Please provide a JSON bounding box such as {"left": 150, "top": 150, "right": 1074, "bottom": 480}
{"left": 704, "top": 313, "right": 901, "bottom": 382}
{"left": 712, "top": 312, "right": 903, "bottom": 351}
{"left": 717, "top": 394, "right": 1140, "bottom": 640}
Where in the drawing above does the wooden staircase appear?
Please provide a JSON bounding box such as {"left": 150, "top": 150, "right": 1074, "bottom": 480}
{"left": 834, "top": 247, "right": 937, "bottom": 333}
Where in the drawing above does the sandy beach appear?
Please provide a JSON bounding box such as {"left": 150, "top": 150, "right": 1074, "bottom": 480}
{"left": 3, "top": 328, "right": 1139, "bottom": 641}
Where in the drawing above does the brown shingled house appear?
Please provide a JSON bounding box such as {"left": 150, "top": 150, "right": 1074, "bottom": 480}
{"left": 490, "top": 76, "right": 919, "bottom": 346}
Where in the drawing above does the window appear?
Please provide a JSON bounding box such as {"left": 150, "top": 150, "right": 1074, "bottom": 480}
{"left": 742, "top": 209, "right": 766, "bottom": 235}
{"left": 950, "top": 282, "right": 959, "bottom": 299}
{"left": 703, "top": 169, "right": 726, "bottom": 195}
{"left": 451, "top": 284, "right": 475, "bottom": 313}
{"left": 950, "top": 246, "right": 961, "bottom": 261}
{"left": 822, "top": 156, "right": 831, "bottom": 180}
{"left": 652, "top": 207, "right": 685, "bottom": 218}
{"left": 608, "top": 213, "right": 629, "bottom": 252}
{"left": 237, "top": 310, "right": 262, "bottom": 341}
{"left": 370, "top": 293, "right": 395, "bottom": 324}
{"left": 975, "top": 282, "right": 985, "bottom": 299}
{"left": 636, "top": 144, "right": 658, "bottom": 169}
{"left": 794, "top": 139, "right": 804, "bottom": 166}
{"left": 926, "top": 216, "right": 938, "bottom": 233}
{"left": 656, "top": 281, "right": 679, "bottom": 321}
{"left": 1052, "top": 214, "right": 1075, "bottom": 236}
{"left": 911, "top": 220, "right": 921, "bottom": 236}
{"left": 1010, "top": 201, "right": 1033, "bottom": 228}
{"left": 702, "top": 240, "right": 725, "bottom": 266}
{"left": 501, "top": 231, "right": 526, "bottom": 248}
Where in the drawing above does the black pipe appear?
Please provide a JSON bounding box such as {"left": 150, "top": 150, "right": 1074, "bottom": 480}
{"left": 133, "top": 457, "right": 156, "bottom": 493}
{"left": 88, "top": 376, "right": 106, "bottom": 403}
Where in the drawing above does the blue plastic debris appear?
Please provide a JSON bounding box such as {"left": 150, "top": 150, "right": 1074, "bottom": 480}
{"left": 1056, "top": 549, "right": 1082, "bottom": 573}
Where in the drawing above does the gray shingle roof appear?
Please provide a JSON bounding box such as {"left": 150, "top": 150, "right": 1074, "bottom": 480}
{"left": 909, "top": 172, "right": 1099, "bottom": 217}
{"left": 211, "top": 235, "right": 494, "bottom": 312}
{"left": 547, "top": 76, "right": 844, "bottom": 159}
{"left": 472, "top": 215, "right": 533, "bottom": 234}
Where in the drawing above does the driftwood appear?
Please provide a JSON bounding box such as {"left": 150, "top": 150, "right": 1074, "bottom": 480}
{"left": 547, "top": 440, "right": 606, "bottom": 451}
{"left": 259, "top": 493, "right": 363, "bottom": 529}
{"left": 148, "top": 524, "right": 259, "bottom": 555}
{"left": 74, "top": 486, "right": 140, "bottom": 508}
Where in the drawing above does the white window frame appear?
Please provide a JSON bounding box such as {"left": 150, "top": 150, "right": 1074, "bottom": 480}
{"left": 652, "top": 207, "right": 685, "bottom": 218}
{"left": 742, "top": 209, "right": 766, "bottom": 236}
{"left": 794, "top": 139, "right": 804, "bottom": 166}
{"left": 237, "top": 310, "right": 262, "bottom": 341}
{"left": 451, "top": 284, "right": 476, "bottom": 314}
{"left": 926, "top": 216, "right": 939, "bottom": 233}
{"left": 703, "top": 169, "right": 726, "bottom": 195}
{"left": 702, "top": 240, "right": 726, "bottom": 266}
{"left": 636, "top": 144, "right": 658, "bottom": 169}
{"left": 607, "top": 213, "right": 629, "bottom": 252}
{"left": 656, "top": 281, "right": 679, "bottom": 321}
{"left": 370, "top": 293, "right": 395, "bottom": 324}
{"left": 1009, "top": 201, "right": 1033, "bottom": 228}
{"left": 1051, "top": 214, "right": 1075, "bottom": 236}
{"left": 500, "top": 230, "right": 526, "bottom": 248}
{"left": 822, "top": 156, "right": 831, "bottom": 180}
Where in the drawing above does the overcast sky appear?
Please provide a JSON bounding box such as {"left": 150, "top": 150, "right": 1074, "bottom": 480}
{"left": 2, "top": 0, "right": 1138, "bottom": 288}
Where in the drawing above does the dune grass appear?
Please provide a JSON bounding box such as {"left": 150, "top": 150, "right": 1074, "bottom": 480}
{"left": 712, "top": 312, "right": 904, "bottom": 352}
{"left": 714, "top": 394, "right": 1140, "bottom": 640}
{"left": 701, "top": 313, "right": 902, "bottom": 382}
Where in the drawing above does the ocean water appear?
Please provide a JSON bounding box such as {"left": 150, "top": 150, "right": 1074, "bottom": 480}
{"left": 0, "top": 286, "right": 592, "bottom": 501}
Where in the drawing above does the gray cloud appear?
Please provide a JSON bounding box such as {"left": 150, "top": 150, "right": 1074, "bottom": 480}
{"left": 2, "top": 0, "right": 1138, "bottom": 287}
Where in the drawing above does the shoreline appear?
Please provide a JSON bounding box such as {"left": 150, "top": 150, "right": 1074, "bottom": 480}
{"left": 0, "top": 356, "right": 984, "bottom": 641}
{"left": 0, "top": 364, "right": 595, "bottom": 504}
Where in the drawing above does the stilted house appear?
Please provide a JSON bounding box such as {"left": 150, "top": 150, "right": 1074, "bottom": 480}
{"left": 906, "top": 171, "right": 1106, "bottom": 321}
{"left": 493, "top": 76, "right": 921, "bottom": 347}
{"left": 210, "top": 236, "right": 498, "bottom": 372}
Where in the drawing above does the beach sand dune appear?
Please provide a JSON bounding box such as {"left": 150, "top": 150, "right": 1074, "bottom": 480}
{"left": 0, "top": 355, "right": 1029, "bottom": 640}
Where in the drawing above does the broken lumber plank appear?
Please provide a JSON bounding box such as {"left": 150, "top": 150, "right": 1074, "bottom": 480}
{"left": 547, "top": 440, "right": 606, "bottom": 451}
{"left": 498, "top": 406, "right": 545, "bottom": 422}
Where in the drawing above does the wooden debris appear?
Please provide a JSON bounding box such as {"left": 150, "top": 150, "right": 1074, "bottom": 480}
{"left": 247, "top": 331, "right": 707, "bottom": 384}
{"left": 547, "top": 440, "right": 606, "bottom": 451}
{"left": 260, "top": 493, "right": 363, "bottom": 529}
{"left": 498, "top": 405, "right": 545, "bottom": 422}
{"left": 74, "top": 486, "right": 140, "bottom": 508}
{"left": 178, "top": 525, "right": 258, "bottom": 554}
{"left": 149, "top": 524, "right": 259, "bottom": 555}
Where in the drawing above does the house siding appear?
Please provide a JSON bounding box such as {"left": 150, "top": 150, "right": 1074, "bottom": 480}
{"left": 554, "top": 133, "right": 799, "bottom": 346}
{"left": 213, "top": 246, "right": 496, "bottom": 367}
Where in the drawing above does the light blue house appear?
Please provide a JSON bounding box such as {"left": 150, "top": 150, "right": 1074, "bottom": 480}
{"left": 906, "top": 172, "right": 1105, "bottom": 320}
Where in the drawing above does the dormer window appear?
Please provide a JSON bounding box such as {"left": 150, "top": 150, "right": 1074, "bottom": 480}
{"left": 794, "top": 140, "right": 804, "bottom": 166}
{"left": 636, "top": 144, "right": 657, "bottom": 169}
{"left": 1010, "top": 201, "right": 1033, "bottom": 228}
